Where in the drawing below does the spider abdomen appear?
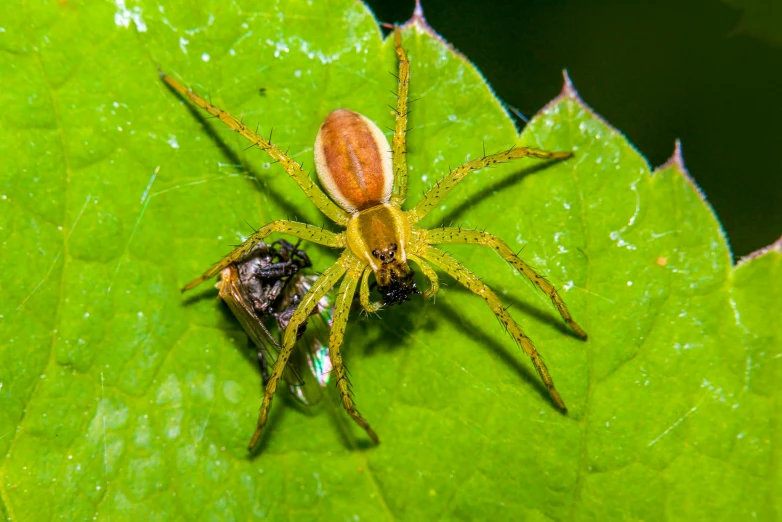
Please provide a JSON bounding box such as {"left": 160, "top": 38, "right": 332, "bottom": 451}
{"left": 314, "top": 109, "right": 393, "bottom": 213}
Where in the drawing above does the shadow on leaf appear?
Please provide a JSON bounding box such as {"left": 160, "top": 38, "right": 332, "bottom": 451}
{"left": 436, "top": 158, "right": 570, "bottom": 226}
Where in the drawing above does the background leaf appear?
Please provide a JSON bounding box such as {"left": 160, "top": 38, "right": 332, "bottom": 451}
{"left": 0, "top": 1, "right": 779, "bottom": 520}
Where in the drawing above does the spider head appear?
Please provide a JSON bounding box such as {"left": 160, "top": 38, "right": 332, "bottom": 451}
{"left": 346, "top": 204, "right": 418, "bottom": 305}
{"left": 375, "top": 260, "right": 419, "bottom": 305}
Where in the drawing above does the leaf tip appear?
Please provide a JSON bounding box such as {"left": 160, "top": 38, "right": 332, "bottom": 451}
{"left": 658, "top": 138, "right": 685, "bottom": 173}
{"left": 737, "top": 234, "right": 782, "bottom": 266}
{"left": 656, "top": 140, "right": 704, "bottom": 199}
{"left": 656, "top": 140, "right": 735, "bottom": 262}
{"left": 412, "top": 0, "right": 425, "bottom": 23}
{"left": 400, "top": 0, "right": 466, "bottom": 63}
{"left": 540, "top": 70, "right": 590, "bottom": 114}
{"left": 533, "top": 71, "right": 605, "bottom": 132}
{"left": 560, "top": 69, "right": 579, "bottom": 100}
{"left": 657, "top": 141, "right": 714, "bottom": 207}
{"left": 401, "top": 0, "right": 428, "bottom": 31}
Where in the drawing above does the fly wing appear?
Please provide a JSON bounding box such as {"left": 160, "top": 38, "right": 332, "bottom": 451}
{"left": 271, "top": 274, "right": 337, "bottom": 406}
{"left": 298, "top": 275, "right": 335, "bottom": 388}
{"left": 217, "top": 266, "right": 305, "bottom": 387}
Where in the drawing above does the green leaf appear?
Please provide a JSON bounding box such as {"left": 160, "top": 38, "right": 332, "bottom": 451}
{"left": 1, "top": 1, "right": 779, "bottom": 520}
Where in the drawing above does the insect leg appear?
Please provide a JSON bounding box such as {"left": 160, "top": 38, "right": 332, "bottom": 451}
{"left": 292, "top": 247, "right": 312, "bottom": 268}
{"left": 331, "top": 264, "right": 380, "bottom": 443}
{"left": 272, "top": 238, "right": 312, "bottom": 268}
{"left": 271, "top": 239, "right": 295, "bottom": 260}
{"left": 426, "top": 227, "right": 587, "bottom": 338}
{"left": 256, "top": 262, "right": 300, "bottom": 279}
{"left": 248, "top": 252, "right": 352, "bottom": 451}
{"left": 257, "top": 351, "right": 270, "bottom": 384}
{"left": 421, "top": 246, "right": 568, "bottom": 411}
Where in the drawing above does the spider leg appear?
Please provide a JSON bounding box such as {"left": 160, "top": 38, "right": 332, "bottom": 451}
{"left": 408, "top": 253, "right": 439, "bottom": 299}
{"left": 359, "top": 266, "right": 383, "bottom": 313}
{"left": 407, "top": 147, "right": 571, "bottom": 224}
{"left": 249, "top": 252, "right": 352, "bottom": 450}
{"left": 389, "top": 26, "right": 411, "bottom": 206}
{"left": 421, "top": 245, "right": 567, "bottom": 411}
{"left": 160, "top": 72, "right": 350, "bottom": 226}
{"left": 330, "top": 264, "right": 380, "bottom": 443}
{"left": 182, "top": 220, "right": 345, "bottom": 291}
{"left": 426, "top": 228, "right": 587, "bottom": 338}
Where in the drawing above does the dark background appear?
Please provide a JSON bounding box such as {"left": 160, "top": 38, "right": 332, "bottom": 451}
{"left": 364, "top": 0, "right": 782, "bottom": 258}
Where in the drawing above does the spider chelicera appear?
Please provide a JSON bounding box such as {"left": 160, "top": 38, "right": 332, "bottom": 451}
{"left": 162, "top": 27, "right": 587, "bottom": 451}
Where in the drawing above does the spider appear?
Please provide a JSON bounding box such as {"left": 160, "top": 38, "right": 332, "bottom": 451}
{"left": 162, "top": 27, "right": 587, "bottom": 451}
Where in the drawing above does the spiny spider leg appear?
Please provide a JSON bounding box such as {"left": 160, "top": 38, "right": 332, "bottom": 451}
{"left": 407, "top": 253, "right": 439, "bottom": 299}
{"left": 359, "top": 267, "right": 383, "bottom": 313}
{"left": 421, "top": 245, "right": 567, "bottom": 411}
{"left": 389, "top": 26, "right": 411, "bottom": 206}
{"left": 249, "top": 252, "right": 352, "bottom": 450}
{"left": 407, "top": 147, "right": 572, "bottom": 224}
{"left": 160, "top": 72, "right": 350, "bottom": 226}
{"left": 182, "top": 221, "right": 344, "bottom": 292}
{"left": 330, "top": 264, "right": 380, "bottom": 443}
{"left": 425, "top": 228, "right": 587, "bottom": 338}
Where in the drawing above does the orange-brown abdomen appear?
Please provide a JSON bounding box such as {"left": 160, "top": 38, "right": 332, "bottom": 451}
{"left": 314, "top": 109, "right": 393, "bottom": 213}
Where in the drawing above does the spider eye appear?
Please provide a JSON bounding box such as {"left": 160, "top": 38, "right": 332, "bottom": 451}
{"left": 371, "top": 246, "right": 398, "bottom": 265}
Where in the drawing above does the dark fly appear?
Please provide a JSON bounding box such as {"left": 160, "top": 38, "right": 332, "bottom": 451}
{"left": 217, "top": 239, "right": 333, "bottom": 405}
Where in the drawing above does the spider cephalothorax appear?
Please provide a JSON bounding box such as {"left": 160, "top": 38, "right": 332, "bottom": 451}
{"left": 164, "top": 27, "right": 587, "bottom": 452}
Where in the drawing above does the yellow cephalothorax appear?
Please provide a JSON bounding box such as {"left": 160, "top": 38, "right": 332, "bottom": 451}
{"left": 163, "top": 27, "right": 587, "bottom": 452}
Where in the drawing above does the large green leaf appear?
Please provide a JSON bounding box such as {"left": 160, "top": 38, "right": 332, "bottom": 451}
{"left": 1, "top": 1, "right": 779, "bottom": 520}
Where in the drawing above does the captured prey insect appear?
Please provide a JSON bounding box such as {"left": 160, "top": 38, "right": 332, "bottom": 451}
{"left": 217, "top": 239, "right": 333, "bottom": 405}
{"left": 163, "top": 26, "right": 587, "bottom": 451}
